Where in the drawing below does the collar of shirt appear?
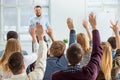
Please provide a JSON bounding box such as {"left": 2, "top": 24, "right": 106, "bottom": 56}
{"left": 63, "top": 64, "right": 81, "bottom": 73}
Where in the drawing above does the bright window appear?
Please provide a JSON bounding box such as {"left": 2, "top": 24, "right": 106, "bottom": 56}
{"left": 0, "top": 0, "right": 50, "bottom": 41}
{"left": 86, "top": 0, "right": 120, "bottom": 41}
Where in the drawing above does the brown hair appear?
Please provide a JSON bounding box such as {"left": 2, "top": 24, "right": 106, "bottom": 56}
{"left": 7, "top": 31, "right": 18, "bottom": 40}
{"left": 77, "top": 33, "right": 91, "bottom": 54}
{"left": 107, "top": 36, "right": 116, "bottom": 49}
{"left": 8, "top": 52, "right": 24, "bottom": 75}
{"left": 50, "top": 41, "right": 66, "bottom": 57}
{"left": 67, "top": 43, "right": 83, "bottom": 65}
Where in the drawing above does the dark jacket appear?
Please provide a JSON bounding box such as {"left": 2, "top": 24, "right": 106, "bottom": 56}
{"left": 52, "top": 30, "right": 102, "bottom": 80}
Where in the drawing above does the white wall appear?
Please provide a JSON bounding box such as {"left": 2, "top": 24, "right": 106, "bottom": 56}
{"left": 0, "top": 0, "right": 120, "bottom": 53}
{"left": 50, "top": 0, "right": 86, "bottom": 41}
{"left": 118, "top": 7, "right": 120, "bottom": 26}
{"left": 50, "top": 0, "right": 120, "bottom": 42}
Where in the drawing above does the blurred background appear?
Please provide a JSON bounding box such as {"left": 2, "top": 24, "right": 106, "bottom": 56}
{"left": 0, "top": 0, "right": 120, "bottom": 54}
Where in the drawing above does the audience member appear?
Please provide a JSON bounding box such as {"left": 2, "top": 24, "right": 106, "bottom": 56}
{"left": 97, "top": 42, "right": 112, "bottom": 80}
{"left": 0, "top": 24, "right": 40, "bottom": 80}
{"left": 0, "top": 31, "right": 28, "bottom": 57}
{"left": 76, "top": 20, "right": 92, "bottom": 67}
{"left": 52, "top": 12, "right": 103, "bottom": 80}
{"left": 43, "top": 18, "right": 76, "bottom": 80}
{"left": 4, "top": 23, "right": 47, "bottom": 80}
{"left": 107, "top": 36, "right": 116, "bottom": 59}
{"left": 110, "top": 20, "right": 120, "bottom": 80}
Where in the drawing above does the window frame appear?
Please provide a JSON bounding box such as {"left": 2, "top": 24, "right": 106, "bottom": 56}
{"left": 0, "top": 0, "right": 50, "bottom": 42}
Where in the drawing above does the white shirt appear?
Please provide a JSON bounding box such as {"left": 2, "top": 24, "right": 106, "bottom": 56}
{"left": 24, "top": 41, "right": 39, "bottom": 69}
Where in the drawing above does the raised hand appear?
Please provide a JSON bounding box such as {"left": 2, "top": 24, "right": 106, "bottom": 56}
{"left": 67, "top": 18, "right": 74, "bottom": 30}
{"left": 89, "top": 12, "right": 96, "bottom": 30}
{"left": 35, "top": 22, "right": 44, "bottom": 40}
{"left": 82, "top": 20, "right": 92, "bottom": 41}
{"left": 110, "top": 20, "right": 120, "bottom": 49}
{"left": 110, "top": 20, "right": 119, "bottom": 36}
{"left": 82, "top": 20, "right": 89, "bottom": 29}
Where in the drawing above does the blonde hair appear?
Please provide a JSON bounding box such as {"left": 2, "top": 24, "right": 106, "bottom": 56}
{"left": 0, "top": 38, "right": 22, "bottom": 72}
{"left": 101, "top": 42, "right": 113, "bottom": 80}
{"left": 77, "top": 33, "right": 90, "bottom": 54}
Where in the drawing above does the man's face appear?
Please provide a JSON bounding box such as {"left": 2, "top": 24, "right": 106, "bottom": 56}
{"left": 35, "top": 7, "right": 42, "bottom": 17}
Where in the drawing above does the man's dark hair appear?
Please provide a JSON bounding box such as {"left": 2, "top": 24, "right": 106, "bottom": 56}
{"left": 34, "top": 5, "right": 41, "bottom": 9}
{"left": 8, "top": 52, "right": 24, "bottom": 75}
{"left": 7, "top": 31, "right": 18, "bottom": 40}
{"left": 107, "top": 36, "right": 116, "bottom": 49}
{"left": 67, "top": 43, "right": 83, "bottom": 65}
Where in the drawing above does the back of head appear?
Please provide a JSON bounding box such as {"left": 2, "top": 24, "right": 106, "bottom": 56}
{"left": 101, "top": 42, "right": 112, "bottom": 80}
{"left": 5, "top": 38, "right": 21, "bottom": 57}
{"left": 107, "top": 36, "right": 116, "bottom": 50}
{"left": 0, "top": 38, "right": 21, "bottom": 71}
{"left": 67, "top": 43, "right": 83, "bottom": 65}
{"left": 8, "top": 52, "right": 24, "bottom": 75}
{"left": 7, "top": 31, "right": 18, "bottom": 40}
{"left": 77, "top": 33, "right": 90, "bottom": 54}
{"left": 50, "top": 41, "right": 66, "bottom": 58}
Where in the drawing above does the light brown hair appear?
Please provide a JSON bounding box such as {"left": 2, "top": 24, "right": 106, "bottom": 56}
{"left": 101, "top": 42, "right": 112, "bottom": 80}
{"left": 0, "top": 38, "right": 22, "bottom": 72}
{"left": 50, "top": 41, "right": 66, "bottom": 58}
{"left": 77, "top": 33, "right": 91, "bottom": 54}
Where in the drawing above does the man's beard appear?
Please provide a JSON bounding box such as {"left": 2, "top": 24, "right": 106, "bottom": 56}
{"left": 36, "top": 14, "right": 41, "bottom": 17}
